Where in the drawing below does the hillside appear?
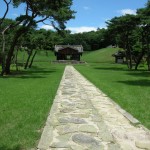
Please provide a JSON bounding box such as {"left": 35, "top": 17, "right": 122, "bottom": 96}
{"left": 82, "top": 48, "right": 118, "bottom": 63}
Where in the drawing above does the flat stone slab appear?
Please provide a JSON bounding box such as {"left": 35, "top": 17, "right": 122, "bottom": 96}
{"left": 37, "top": 65, "right": 150, "bottom": 150}
{"left": 72, "top": 133, "right": 103, "bottom": 149}
{"left": 79, "top": 125, "right": 98, "bottom": 133}
{"left": 135, "top": 140, "right": 150, "bottom": 150}
{"left": 58, "top": 117, "right": 87, "bottom": 124}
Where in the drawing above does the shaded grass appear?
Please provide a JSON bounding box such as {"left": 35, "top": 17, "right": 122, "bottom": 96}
{"left": 0, "top": 61, "right": 65, "bottom": 149}
{"left": 75, "top": 48, "right": 150, "bottom": 129}
{"left": 16, "top": 50, "right": 55, "bottom": 63}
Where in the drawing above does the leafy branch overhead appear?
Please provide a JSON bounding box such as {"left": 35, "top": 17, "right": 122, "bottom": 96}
{"left": 13, "top": 0, "right": 75, "bottom": 30}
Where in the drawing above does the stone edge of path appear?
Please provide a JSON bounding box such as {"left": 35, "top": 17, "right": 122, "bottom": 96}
{"left": 36, "top": 66, "right": 150, "bottom": 150}
{"left": 109, "top": 98, "right": 140, "bottom": 125}
{"left": 37, "top": 68, "right": 66, "bottom": 150}
{"left": 82, "top": 74, "right": 149, "bottom": 131}
{"left": 103, "top": 93, "right": 150, "bottom": 133}
{"left": 111, "top": 99, "right": 150, "bottom": 133}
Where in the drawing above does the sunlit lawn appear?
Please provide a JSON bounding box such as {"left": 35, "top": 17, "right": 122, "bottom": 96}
{"left": 0, "top": 52, "right": 65, "bottom": 149}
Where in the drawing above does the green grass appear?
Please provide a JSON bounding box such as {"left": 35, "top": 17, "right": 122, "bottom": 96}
{"left": 0, "top": 52, "right": 65, "bottom": 149}
{"left": 76, "top": 48, "right": 150, "bottom": 129}
{"left": 0, "top": 48, "right": 150, "bottom": 150}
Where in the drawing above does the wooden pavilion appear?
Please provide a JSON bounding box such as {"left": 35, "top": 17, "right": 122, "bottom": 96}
{"left": 54, "top": 45, "right": 83, "bottom": 61}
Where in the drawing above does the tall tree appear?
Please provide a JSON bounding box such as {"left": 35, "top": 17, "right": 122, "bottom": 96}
{"left": 106, "top": 15, "right": 139, "bottom": 69}
{"left": 135, "top": 0, "right": 150, "bottom": 70}
{"left": 3, "top": 0, "right": 75, "bottom": 75}
{"left": 0, "top": 19, "right": 18, "bottom": 75}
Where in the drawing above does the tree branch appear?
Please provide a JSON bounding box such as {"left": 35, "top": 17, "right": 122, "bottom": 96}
{"left": 26, "top": 2, "right": 29, "bottom": 16}
{"left": 0, "top": 0, "right": 11, "bottom": 26}
{"left": 35, "top": 16, "right": 49, "bottom": 23}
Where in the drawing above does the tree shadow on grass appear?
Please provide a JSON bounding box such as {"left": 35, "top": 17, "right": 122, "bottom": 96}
{"left": 127, "top": 71, "right": 150, "bottom": 78}
{"left": 0, "top": 145, "right": 23, "bottom": 150}
{"left": 118, "top": 79, "right": 150, "bottom": 87}
{"left": 94, "top": 66, "right": 127, "bottom": 71}
{"left": 22, "top": 70, "right": 56, "bottom": 75}
{"left": 94, "top": 66, "right": 150, "bottom": 75}
{"left": 28, "top": 65, "right": 51, "bottom": 70}
{"left": 0, "top": 69, "right": 57, "bottom": 79}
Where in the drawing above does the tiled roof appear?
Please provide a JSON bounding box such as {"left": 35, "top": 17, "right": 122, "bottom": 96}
{"left": 55, "top": 45, "right": 83, "bottom": 53}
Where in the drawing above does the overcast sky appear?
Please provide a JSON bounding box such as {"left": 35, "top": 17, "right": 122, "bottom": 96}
{"left": 0, "top": 0, "right": 148, "bottom": 33}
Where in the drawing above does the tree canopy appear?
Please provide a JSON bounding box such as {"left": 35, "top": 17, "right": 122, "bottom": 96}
{"left": 0, "top": 0, "right": 75, "bottom": 75}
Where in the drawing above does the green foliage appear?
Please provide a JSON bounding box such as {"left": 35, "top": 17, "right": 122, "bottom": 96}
{"left": 106, "top": 0, "right": 150, "bottom": 70}
{"left": 21, "top": 28, "right": 63, "bottom": 51}
{"left": 106, "top": 14, "right": 140, "bottom": 49}
{"left": 62, "top": 29, "right": 109, "bottom": 51}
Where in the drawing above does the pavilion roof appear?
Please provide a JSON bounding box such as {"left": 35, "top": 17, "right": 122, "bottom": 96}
{"left": 55, "top": 45, "right": 83, "bottom": 53}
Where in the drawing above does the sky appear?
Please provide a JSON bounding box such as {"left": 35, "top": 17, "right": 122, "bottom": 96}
{"left": 0, "top": 0, "right": 148, "bottom": 33}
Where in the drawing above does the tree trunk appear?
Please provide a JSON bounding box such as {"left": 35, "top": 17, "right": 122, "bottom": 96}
{"left": 1, "top": 26, "right": 8, "bottom": 76}
{"left": 5, "top": 34, "right": 19, "bottom": 74}
{"left": 135, "top": 52, "right": 145, "bottom": 70}
{"left": 28, "top": 50, "right": 37, "bottom": 68}
{"left": 146, "top": 30, "right": 150, "bottom": 71}
{"left": 126, "top": 51, "right": 132, "bottom": 70}
{"left": 135, "top": 31, "right": 145, "bottom": 70}
{"left": 15, "top": 48, "right": 19, "bottom": 71}
{"left": 24, "top": 50, "right": 33, "bottom": 69}
{"left": 5, "top": 28, "right": 26, "bottom": 74}
{"left": 128, "top": 48, "right": 133, "bottom": 70}
{"left": 129, "top": 50, "right": 133, "bottom": 70}
{"left": 124, "top": 33, "right": 133, "bottom": 70}
{"left": 1, "top": 52, "right": 6, "bottom": 76}
{"left": 22, "top": 49, "right": 26, "bottom": 67}
{"left": 46, "top": 50, "right": 48, "bottom": 56}
{"left": 147, "top": 54, "right": 150, "bottom": 71}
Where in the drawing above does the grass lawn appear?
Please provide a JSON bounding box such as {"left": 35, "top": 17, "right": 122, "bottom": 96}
{"left": 0, "top": 48, "right": 150, "bottom": 149}
{"left": 0, "top": 51, "right": 65, "bottom": 149}
{"left": 75, "top": 48, "right": 150, "bottom": 129}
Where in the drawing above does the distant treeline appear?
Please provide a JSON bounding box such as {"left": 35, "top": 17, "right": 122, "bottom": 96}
{"left": 0, "top": 0, "right": 150, "bottom": 74}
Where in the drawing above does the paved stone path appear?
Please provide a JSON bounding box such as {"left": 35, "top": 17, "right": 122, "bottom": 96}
{"left": 37, "top": 66, "right": 150, "bottom": 150}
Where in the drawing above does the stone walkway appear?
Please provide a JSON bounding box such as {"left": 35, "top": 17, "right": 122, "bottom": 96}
{"left": 37, "top": 66, "right": 150, "bottom": 150}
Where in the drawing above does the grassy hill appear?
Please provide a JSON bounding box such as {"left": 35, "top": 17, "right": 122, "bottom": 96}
{"left": 82, "top": 47, "right": 118, "bottom": 63}
{"left": 76, "top": 48, "right": 150, "bottom": 129}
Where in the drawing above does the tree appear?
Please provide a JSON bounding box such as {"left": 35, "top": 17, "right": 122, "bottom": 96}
{"left": 0, "top": 19, "right": 18, "bottom": 75}
{"left": 2, "top": 0, "right": 75, "bottom": 75}
{"left": 106, "top": 15, "right": 140, "bottom": 69}
{"left": 135, "top": 0, "right": 150, "bottom": 70}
